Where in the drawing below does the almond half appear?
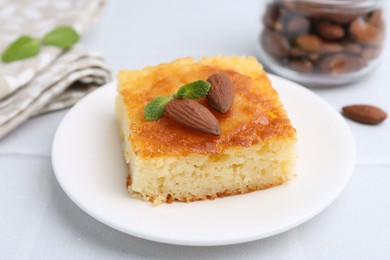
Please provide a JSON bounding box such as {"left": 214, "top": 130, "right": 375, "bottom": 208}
{"left": 165, "top": 99, "right": 221, "bottom": 135}
{"left": 207, "top": 73, "right": 234, "bottom": 113}
{"left": 342, "top": 104, "right": 387, "bottom": 125}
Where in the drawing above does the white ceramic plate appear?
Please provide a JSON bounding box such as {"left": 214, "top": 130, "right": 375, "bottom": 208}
{"left": 52, "top": 74, "right": 355, "bottom": 246}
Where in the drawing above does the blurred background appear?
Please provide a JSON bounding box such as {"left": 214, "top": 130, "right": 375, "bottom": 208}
{"left": 84, "top": 0, "right": 390, "bottom": 73}
{"left": 83, "top": 0, "right": 265, "bottom": 71}
{"left": 1, "top": 1, "right": 390, "bottom": 259}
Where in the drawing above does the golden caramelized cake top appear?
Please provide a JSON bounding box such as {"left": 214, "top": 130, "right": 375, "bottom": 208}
{"left": 117, "top": 56, "right": 296, "bottom": 158}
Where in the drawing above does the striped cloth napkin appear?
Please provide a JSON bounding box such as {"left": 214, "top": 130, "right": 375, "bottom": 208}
{"left": 0, "top": 0, "right": 111, "bottom": 139}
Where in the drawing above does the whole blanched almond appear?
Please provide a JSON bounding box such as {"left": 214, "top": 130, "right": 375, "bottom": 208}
{"left": 165, "top": 99, "right": 221, "bottom": 135}
{"left": 342, "top": 105, "right": 387, "bottom": 125}
{"left": 207, "top": 73, "right": 234, "bottom": 113}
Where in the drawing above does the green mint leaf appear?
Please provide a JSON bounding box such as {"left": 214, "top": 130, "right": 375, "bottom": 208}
{"left": 175, "top": 80, "right": 211, "bottom": 99}
{"left": 43, "top": 26, "right": 80, "bottom": 49}
{"left": 144, "top": 96, "right": 174, "bottom": 121}
{"left": 1, "top": 35, "right": 40, "bottom": 63}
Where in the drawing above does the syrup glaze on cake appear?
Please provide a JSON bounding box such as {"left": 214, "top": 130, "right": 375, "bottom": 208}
{"left": 118, "top": 56, "right": 296, "bottom": 158}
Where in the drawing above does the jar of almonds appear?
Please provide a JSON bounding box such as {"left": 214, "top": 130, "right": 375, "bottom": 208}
{"left": 258, "top": 0, "right": 386, "bottom": 86}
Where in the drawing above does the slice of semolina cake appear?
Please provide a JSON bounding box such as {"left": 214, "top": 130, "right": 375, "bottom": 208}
{"left": 116, "top": 56, "right": 297, "bottom": 205}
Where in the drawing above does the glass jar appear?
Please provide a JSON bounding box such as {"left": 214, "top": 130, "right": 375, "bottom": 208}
{"left": 258, "top": 0, "right": 386, "bottom": 86}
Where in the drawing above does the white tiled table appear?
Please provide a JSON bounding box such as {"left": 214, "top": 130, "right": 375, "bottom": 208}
{"left": 1, "top": 1, "right": 389, "bottom": 259}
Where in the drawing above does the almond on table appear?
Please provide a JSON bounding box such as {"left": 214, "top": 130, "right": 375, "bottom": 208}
{"left": 342, "top": 104, "right": 387, "bottom": 125}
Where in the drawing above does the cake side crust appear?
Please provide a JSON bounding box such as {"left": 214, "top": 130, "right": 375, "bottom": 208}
{"left": 124, "top": 139, "right": 296, "bottom": 205}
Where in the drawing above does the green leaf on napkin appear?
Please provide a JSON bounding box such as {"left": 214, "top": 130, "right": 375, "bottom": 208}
{"left": 1, "top": 25, "right": 80, "bottom": 63}
{"left": 43, "top": 26, "right": 80, "bottom": 49}
{"left": 1, "top": 36, "right": 40, "bottom": 63}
